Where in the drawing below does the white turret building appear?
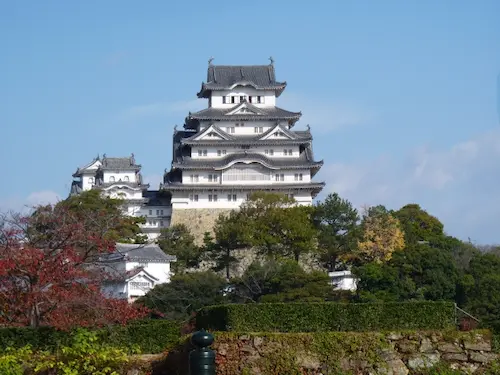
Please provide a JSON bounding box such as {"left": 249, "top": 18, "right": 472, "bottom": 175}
{"left": 70, "top": 154, "right": 171, "bottom": 240}
{"left": 69, "top": 60, "right": 324, "bottom": 241}
{"left": 163, "top": 61, "right": 324, "bottom": 210}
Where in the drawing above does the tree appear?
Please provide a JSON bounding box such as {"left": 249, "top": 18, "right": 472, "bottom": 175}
{"left": 238, "top": 192, "right": 318, "bottom": 262}
{"left": 313, "top": 193, "right": 360, "bottom": 271}
{"left": 350, "top": 208, "right": 405, "bottom": 264}
{"left": 203, "top": 211, "right": 250, "bottom": 279}
{"left": 231, "top": 259, "right": 331, "bottom": 303}
{"left": 136, "top": 271, "right": 228, "bottom": 321}
{"left": 157, "top": 224, "right": 202, "bottom": 274}
{"left": 354, "top": 242, "right": 460, "bottom": 302}
{"left": 393, "top": 204, "right": 444, "bottom": 245}
{"left": 0, "top": 207, "right": 148, "bottom": 329}
{"left": 58, "top": 190, "right": 147, "bottom": 244}
{"left": 461, "top": 253, "right": 500, "bottom": 332}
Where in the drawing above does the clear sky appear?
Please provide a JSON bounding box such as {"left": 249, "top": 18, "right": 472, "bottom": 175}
{"left": 0, "top": 1, "right": 499, "bottom": 243}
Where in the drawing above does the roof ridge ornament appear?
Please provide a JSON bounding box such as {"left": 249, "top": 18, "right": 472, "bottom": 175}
{"left": 269, "top": 56, "right": 274, "bottom": 65}
{"left": 307, "top": 124, "right": 310, "bottom": 131}
{"left": 208, "top": 57, "right": 214, "bottom": 66}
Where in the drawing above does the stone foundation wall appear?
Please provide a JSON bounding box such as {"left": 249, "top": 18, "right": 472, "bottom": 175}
{"left": 211, "top": 330, "right": 498, "bottom": 375}
{"left": 170, "top": 208, "right": 233, "bottom": 245}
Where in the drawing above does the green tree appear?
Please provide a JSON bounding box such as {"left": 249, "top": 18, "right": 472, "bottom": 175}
{"left": 313, "top": 193, "right": 360, "bottom": 271}
{"left": 231, "top": 259, "right": 331, "bottom": 303}
{"left": 354, "top": 242, "right": 459, "bottom": 302}
{"left": 393, "top": 204, "right": 444, "bottom": 245}
{"left": 157, "top": 224, "right": 202, "bottom": 274}
{"left": 239, "top": 192, "right": 318, "bottom": 261}
{"left": 136, "top": 271, "right": 228, "bottom": 321}
{"left": 203, "top": 211, "right": 250, "bottom": 279}
{"left": 58, "top": 190, "right": 146, "bottom": 244}
{"left": 462, "top": 253, "right": 500, "bottom": 331}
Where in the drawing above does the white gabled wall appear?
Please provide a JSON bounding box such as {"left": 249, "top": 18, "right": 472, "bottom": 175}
{"left": 125, "top": 261, "right": 172, "bottom": 285}
{"left": 182, "top": 168, "right": 311, "bottom": 185}
{"left": 171, "top": 190, "right": 312, "bottom": 209}
{"left": 190, "top": 145, "right": 301, "bottom": 159}
{"left": 102, "top": 171, "right": 137, "bottom": 183}
{"left": 210, "top": 88, "right": 276, "bottom": 108}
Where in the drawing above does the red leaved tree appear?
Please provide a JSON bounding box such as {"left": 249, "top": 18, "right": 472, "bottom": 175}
{"left": 0, "top": 200, "right": 149, "bottom": 330}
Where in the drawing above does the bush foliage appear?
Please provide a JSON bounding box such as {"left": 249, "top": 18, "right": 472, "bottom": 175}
{"left": 196, "top": 301, "right": 456, "bottom": 332}
{"left": 0, "top": 319, "right": 181, "bottom": 354}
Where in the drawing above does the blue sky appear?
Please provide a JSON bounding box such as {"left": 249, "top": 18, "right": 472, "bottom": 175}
{"left": 1, "top": 1, "right": 499, "bottom": 243}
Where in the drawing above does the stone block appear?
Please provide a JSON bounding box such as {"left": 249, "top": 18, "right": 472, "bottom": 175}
{"left": 469, "top": 351, "right": 498, "bottom": 364}
{"left": 296, "top": 353, "right": 321, "bottom": 369}
{"left": 442, "top": 353, "right": 468, "bottom": 362}
{"left": 438, "top": 342, "right": 463, "bottom": 353}
{"left": 463, "top": 339, "right": 492, "bottom": 352}
{"left": 419, "top": 337, "right": 434, "bottom": 353}
{"left": 407, "top": 353, "right": 440, "bottom": 370}
{"left": 397, "top": 340, "right": 419, "bottom": 353}
{"left": 376, "top": 359, "right": 409, "bottom": 375}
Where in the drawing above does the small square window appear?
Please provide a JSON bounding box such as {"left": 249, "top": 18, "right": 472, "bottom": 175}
{"left": 222, "top": 150, "right": 227, "bottom": 155}
{"left": 198, "top": 150, "right": 202, "bottom": 156}
{"left": 203, "top": 150, "right": 207, "bottom": 156}
{"left": 217, "top": 150, "right": 221, "bottom": 156}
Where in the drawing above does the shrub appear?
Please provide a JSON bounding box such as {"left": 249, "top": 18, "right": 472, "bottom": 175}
{"left": 0, "top": 319, "right": 181, "bottom": 354}
{"left": 196, "top": 301, "right": 456, "bottom": 332}
{"left": 99, "top": 319, "right": 181, "bottom": 353}
{"left": 0, "top": 330, "right": 130, "bottom": 375}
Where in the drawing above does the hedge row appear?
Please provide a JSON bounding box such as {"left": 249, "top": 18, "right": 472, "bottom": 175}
{"left": 196, "top": 301, "right": 456, "bottom": 332}
{"left": 0, "top": 319, "right": 181, "bottom": 354}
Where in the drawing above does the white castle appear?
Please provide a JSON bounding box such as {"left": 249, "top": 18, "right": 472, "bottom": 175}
{"left": 70, "top": 60, "right": 324, "bottom": 241}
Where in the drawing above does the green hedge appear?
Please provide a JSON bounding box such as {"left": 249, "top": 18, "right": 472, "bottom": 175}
{"left": 196, "top": 301, "right": 456, "bottom": 332}
{"left": 0, "top": 319, "right": 181, "bottom": 354}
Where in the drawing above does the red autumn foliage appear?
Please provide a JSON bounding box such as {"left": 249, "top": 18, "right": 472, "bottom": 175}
{"left": 0, "top": 204, "right": 149, "bottom": 330}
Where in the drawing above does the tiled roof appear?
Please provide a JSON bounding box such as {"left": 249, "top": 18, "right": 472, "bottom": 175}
{"left": 124, "top": 267, "right": 159, "bottom": 281}
{"left": 69, "top": 181, "right": 82, "bottom": 196}
{"left": 197, "top": 64, "right": 287, "bottom": 98}
{"left": 72, "top": 157, "right": 101, "bottom": 177}
{"left": 101, "top": 243, "right": 176, "bottom": 263}
{"left": 172, "top": 151, "right": 323, "bottom": 171}
{"left": 162, "top": 182, "right": 325, "bottom": 198}
{"left": 93, "top": 181, "right": 149, "bottom": 190}
{"left": 101, "top": 156, "right": 141, "bottom": 171}
{"left": 187, "top": 102, "right": 301, "bottom": 124}
{"left": 143, "top": 190, "right": 171, "bottom": 206}
{"left": 181, "top": 124, "right": 312, "bottom": 146}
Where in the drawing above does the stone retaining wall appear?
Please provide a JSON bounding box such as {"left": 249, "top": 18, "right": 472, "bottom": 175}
{"left": 211, "top": 330, "right": 498, "bottom": 374}
{"left": 170, "top": 208, "right": 232, "bottom": 244}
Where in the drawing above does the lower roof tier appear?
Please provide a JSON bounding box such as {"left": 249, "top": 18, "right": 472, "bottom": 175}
{"left": 172, "top": 151, "right": 323, "bottom": 174}
{"left": 161, "top": 182, "right": 325, "bottom": 198}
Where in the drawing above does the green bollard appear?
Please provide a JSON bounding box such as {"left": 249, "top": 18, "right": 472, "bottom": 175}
{"left": 189, "top": 329, "right": 216, "bottom": 375}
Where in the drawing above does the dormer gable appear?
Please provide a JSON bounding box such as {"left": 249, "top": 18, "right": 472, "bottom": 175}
{"left": 191, "top": 124, "right": 235, "bottom": 141}
{"left": 259, "top": 123, "right": 298, "bottom": 140}
{"left": 226, "top": 102, "right": 265, "bottom": 116}
{"left": 72, "top": 157, "right": 101, "bottom": 177}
